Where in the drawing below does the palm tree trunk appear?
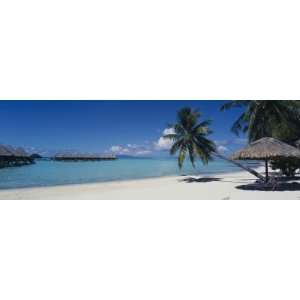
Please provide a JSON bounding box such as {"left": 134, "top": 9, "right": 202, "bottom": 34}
{"left": 214, "top": 152, "right": 265, "bottom": 181}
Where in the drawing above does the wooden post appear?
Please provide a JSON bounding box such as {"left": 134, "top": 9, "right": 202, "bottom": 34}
{"left": 265, "top": 159, "right": 269, "bottom": 183}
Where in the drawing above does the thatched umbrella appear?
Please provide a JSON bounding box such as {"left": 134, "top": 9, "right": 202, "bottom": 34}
{"left": 231, "top": 137, "right": 300, "bottom": 182}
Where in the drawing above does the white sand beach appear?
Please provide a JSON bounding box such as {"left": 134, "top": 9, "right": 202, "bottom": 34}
{"left": 0, "top": 167, "right": 299, "bottom": 200}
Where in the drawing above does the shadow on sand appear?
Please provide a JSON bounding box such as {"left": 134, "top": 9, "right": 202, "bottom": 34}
{"left": 180, "top": 174, "right": 300, "bottom": 192}
{"left": 236, "top": 181, "right": 300, "bottom": 191}
{"left": 179, "top": 177, "right": 222, "bottom": 183}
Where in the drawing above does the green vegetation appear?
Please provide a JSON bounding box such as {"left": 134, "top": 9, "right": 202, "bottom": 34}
{"left": 163, "top": 107, "right": 215, "bottom": 169}
{"left": 166, "top": 102, "right": 300, "bottom": 181}
{"left": 221, "top": 100, "right": 300, "bottom": 177}
{"left": 220, "top": 100, "right": 300, "bottom": 143}
{"left": 270, "top": 158, "right": 300, "bottom": 177}
{"left": 164, "top": 107, "right": 265, "bottom": 181}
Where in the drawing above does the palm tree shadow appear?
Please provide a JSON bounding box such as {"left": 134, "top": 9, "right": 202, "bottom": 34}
{"left": 180, "top": 177, "right": 222, "bottom": 183}
{"left": 236, "top": 182, "right": 300, "bottom": 191}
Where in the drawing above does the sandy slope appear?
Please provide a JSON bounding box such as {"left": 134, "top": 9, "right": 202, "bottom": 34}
{"left": 0, "top": 167, "right": 299, "bottom": 200}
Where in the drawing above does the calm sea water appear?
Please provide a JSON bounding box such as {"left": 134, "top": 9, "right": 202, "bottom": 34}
{"left": 0, "top": 157, "right": 259, "bottom": 189}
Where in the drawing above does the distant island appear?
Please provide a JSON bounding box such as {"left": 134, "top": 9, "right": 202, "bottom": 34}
{"left": 30, "top": 153, "right": 43, "bottom": 159}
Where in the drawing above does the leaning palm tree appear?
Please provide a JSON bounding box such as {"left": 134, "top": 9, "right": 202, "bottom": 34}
{"left": 164, "top": 107, "right": 265, "bottom": 180}
{"left": 163, "top": 107, "right": 216, "bottom": 169}
{"left": 220, "top": 100, "right": 300, "bottom": 143}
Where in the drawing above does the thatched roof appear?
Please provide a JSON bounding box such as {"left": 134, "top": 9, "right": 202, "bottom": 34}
{"left": 0, "top": 144, "right": 30, "bottom": 157}
{"left": 14, "top": 147, "right": 29, "bottom": 157}
{"left": 3, "top": 145, "right": 17, "bottom": 155}
{"left": 0, "top": 145, "right": 13, "bottom": 156}
{"left": 231, "top": 137, "right": 300, "bottom": 160}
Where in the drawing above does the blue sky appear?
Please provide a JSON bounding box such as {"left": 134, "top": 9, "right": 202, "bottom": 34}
{"left": 0, "top": 100, "right": 246, "bottom": 156}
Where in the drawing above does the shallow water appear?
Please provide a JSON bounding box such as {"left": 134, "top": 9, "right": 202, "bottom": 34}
{"left": 0, "top": 157, "right": 260, "bottom": 189}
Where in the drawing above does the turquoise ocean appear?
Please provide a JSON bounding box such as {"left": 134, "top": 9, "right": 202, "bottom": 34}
{"left": 0, "top": 157, "right": 260, "bottom": 189}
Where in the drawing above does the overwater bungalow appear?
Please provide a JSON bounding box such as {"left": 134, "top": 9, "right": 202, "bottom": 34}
{"left": 53, "top": 152, "right": 117, "bottom": 161}
{"left": 0, "top": 145, "right": 34, "bottom": 168}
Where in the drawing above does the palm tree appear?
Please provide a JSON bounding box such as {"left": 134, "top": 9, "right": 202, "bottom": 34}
{"left": 220, "top": 100, "right": 300, "bottom": 142}
{"left": 163, "top": 107, "right": 216, "bottom": 169}
{"left": 164, "top": 107, "right": 265, "bottom": 180}
{"left": 220, "top": 100, "right": 300, "bottom": 179}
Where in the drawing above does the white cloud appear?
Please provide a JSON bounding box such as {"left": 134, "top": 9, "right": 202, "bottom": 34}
{"left": 110, "top": 145, "right": 122, "bottom": 152}
{"left": 215, "top": 140, "right": 230, "bottom": 146}
{"left": 127, "top": 144, "right": 139, "bottom": 149}
{"left": 154, "top": 137, "right": 173, "bottom": 151}
{"left": 135, "top": 150, "right": 152, "bottom": 155}
{"left": 154, "top": 128, "right": 176, "bottom": 151}
{"left": 217, "top": 145, "right": 228, "bottom": 153}
{"left": 110, "top": 145, "right": 130, "bottom": 154}
{"left": 163, "top": 128, "right": 175, "bottom": 135}
{"left": 110, "top": 128, "right": 176, "bottom": 155}
{"left": 110, "top": 145, "right": 152, "bottom": 156}
{"left": 214, "top": 138, "right": 248, "bottom": 150}
{"left": 121, "top": 148, "right": 130, "bottom": 153}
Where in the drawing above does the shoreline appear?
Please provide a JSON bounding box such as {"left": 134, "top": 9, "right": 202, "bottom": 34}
{"left": 0, "top": 157, "right": 263, "bottom": 191}
{"left": 0, "top": 167, "right": 299, "bottom": 200}
{"left": 0, "top": 167, "right": 245, "bottom": 191}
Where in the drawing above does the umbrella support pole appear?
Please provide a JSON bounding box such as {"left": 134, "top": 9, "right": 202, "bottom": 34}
{"left": 265, "top": 159, "right": 269, "bottom": 183}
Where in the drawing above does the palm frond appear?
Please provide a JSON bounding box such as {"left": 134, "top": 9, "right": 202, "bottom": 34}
{"left": 192, "top": 120, "right": 213, "bottom": 134}
{"left": 220, "top": 100, "right": 250, "bottom": 111}
{"left": 163, "top": 134, "right": 177, "bottom": 140}
{"left": 231, "top": 112, "right": 248, "bottom": 136}
{"left": 221, "top": 100, "right": 300, "bottom": 143}
{"left": 170, "top": 140, "right": 183, "bottom": 155}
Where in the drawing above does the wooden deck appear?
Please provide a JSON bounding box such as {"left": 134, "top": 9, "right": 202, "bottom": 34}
{"left": 52, "top": 154, "right": 117, "bottom": 161}
{"left": 0, "top": 144, "right": 34, "bottom": 168}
